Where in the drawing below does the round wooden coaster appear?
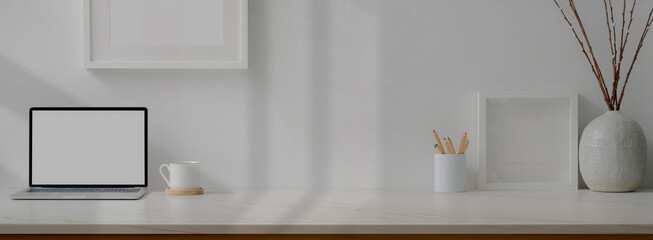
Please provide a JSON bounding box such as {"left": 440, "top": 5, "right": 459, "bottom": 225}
{"left": 165, "top": 188, "right": 204, "bottom": 195}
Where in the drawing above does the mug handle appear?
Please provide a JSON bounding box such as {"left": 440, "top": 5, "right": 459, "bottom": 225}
{"left": 159, "top": 164, "right": 171, "bottom": 188}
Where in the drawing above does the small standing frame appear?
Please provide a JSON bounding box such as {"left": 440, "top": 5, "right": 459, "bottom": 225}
{"left": 477, "top": 91, "right": 578, "bottom": 190}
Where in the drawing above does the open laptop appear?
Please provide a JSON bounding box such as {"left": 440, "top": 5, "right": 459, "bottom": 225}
{"left": 10, "top": 107, "right": 148, "bottom": 200}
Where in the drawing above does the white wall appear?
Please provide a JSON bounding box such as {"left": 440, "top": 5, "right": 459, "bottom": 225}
{"left": 1, "top": 0, "right": 652, "bottom": 190}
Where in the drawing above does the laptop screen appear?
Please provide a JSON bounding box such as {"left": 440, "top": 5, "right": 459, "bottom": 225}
{"left": 30, "top": 108, "right": 147, "bottom": 186}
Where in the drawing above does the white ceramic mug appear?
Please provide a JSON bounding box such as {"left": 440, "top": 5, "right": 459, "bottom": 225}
{"left": 159, "top": 161, "right": 201, "bottom": 190}
{"left": 434, "top": 154, "right": 466, "bottom": 193}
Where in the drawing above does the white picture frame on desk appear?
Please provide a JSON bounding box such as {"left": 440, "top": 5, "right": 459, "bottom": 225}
{"left": 477, "top": 90, "right": 578, "bottom": 190}
{"left": 83, "top": 0, "right": 247, "bottom": 69}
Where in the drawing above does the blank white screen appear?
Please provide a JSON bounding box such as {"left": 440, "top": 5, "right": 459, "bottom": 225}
{"left": 32, "top": 110, "right": 145, "bottom": 185}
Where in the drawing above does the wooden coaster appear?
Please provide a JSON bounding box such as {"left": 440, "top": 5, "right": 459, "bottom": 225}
{"left": 165, "top": 188, "right": 204, "bottom": 195}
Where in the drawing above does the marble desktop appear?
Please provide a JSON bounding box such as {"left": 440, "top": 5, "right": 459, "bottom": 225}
{"left": 0, "top": 188, "right": 652, "bottom": 234}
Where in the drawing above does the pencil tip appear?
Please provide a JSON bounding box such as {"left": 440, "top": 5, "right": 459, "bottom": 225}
{"left": 447, "top": 137, "right": 451, "bottom": 140}
{"left": 433, "top": 129, "right": 436, "bottom": 133}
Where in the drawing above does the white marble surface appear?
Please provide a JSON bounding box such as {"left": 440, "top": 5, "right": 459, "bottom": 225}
{"left": 0, "top": 188, "right": 652, "bottom": 234}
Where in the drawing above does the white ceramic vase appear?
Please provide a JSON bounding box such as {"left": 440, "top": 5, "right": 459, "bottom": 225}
{"left": 579, "top": 111, "right": 647, "bottom": 192}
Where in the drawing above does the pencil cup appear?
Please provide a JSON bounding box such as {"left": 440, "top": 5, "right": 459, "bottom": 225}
{"left": 434, "top": 154, "right": 466, "bottom": 193}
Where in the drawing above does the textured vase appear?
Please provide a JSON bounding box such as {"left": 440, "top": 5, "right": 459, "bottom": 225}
{"left": 579, "top": 111, "right": 647, "bottom": 192}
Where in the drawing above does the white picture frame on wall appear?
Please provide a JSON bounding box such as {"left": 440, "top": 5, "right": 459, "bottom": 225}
{"left": 477, "top": 90, "right": 578, "bottom": 190}
{"left": 83, "top": 0, "right": 247, "bottom": 69}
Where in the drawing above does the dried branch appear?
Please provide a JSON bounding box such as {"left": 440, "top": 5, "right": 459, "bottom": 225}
{"left": 615, "top": 0, "right": 636, "bottom": 101}
{"left": 617, "top": 7, "right": 653, "bottom": 109}
{"left": 610, "top": 1, "right": 618, "bottom": 60}
{"left": 619, "top": 0, "right": 626, "bottom": 55}
{"left": 605, "top": 0, "right": 618, "bottom": 107}
{"left": 605, "top": 0, "right": 616, "bottom": 60}
{"left": 622, "top": 0, "right": 636, "bottom": 53}
{"left": 554, "top": 0, "right": 651, "bottom": 111}
{"left": 569, "top": 0, "right": 613, "bottom": 109}
{"left": 554, "top": 0, "right": 601, "bottom": 80}
{"left": 613, "top": 0, "right": 628, "bottom": 106}
{"left": 613, "top": 0, "right": 624, "bottom": 106}
{"left": 554, "top": 0, "right": 609, "bottom": 105}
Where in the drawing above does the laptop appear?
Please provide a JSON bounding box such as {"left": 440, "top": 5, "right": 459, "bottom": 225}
{"left": 10, "top": 107, "right": 148, "bottom": 200}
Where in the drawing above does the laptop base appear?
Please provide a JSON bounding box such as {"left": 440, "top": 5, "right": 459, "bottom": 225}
{"left": 10, "top": 187, "right": 147, "bottom": 200}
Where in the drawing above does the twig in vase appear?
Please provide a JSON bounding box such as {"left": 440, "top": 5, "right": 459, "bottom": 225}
{"left": 554, "top": 0, "right": 652, "bottom": 110}
{"left": 604, "top": 0, "right": 618, "bottom": 106}
{"left": 553, "top": 0, "right": 601, "bottom": 83}
{"left": 617, "top": 7, "right": 653, "bottom": 110}
{"left": 610, "top": 1, "right": 618, "bottom": 67}
{"left": 615, "top": 0, "right": 636, "bottom": 100}
{"left": 611, "top": 0, "right": 620, "bottom": 105}
{"left": 613, "top": 0, "right": 631, "bottom": 106}
{"left": 620, "top": 0, "right": 626, "bottom": 55}
{"left": 557, "top": 0, "right": 613, "bottom": 109}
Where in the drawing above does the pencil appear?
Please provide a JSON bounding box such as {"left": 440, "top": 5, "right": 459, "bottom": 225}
{"left": 460, "top": 138, "right": 470, "bottom": 154}
{"left": 448, "top": 137, "right": 456, "bottom": 154}
{"left": 443, "top": 137, "right": 452, "bottom": 154}
{"left": 458, "top": 132, "right": 467, "bottom": 154}
{"left": 433, "top": 130, "right": 445, "bottom": 154}
{"left": 435, "top": 144, "right": 444, "bottom": 154}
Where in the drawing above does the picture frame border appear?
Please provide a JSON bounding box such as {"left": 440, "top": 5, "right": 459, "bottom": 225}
{"left": 477, "top": 90, "right": 578, "bottom": 190}
{"left": 83, "top": 0, "right": 248, "bottom": 69}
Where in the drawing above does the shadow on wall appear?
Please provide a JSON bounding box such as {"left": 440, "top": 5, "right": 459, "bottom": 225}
{"left": 245, "top": 0, "right": 332, "bottom": 189}
{"left": 246, "top": 0, "right": 270, "bottom": 190}
{"left": 0, "top": 54, "right": 85, "bottom": 187}
{"left": 306, "top": 0, "right": 332, "bottom": 189}
{"left": 0, "top": 54, "right": 84, "bottom": 115}
{"left": 271, "top": 0, "right": 332, "bottom": 224}
{"left": 377, "top": 1, "right": 437, "bottom": 190}
{"left": 200, "top": 0, "right": 278, "bottom": 224}
{"left": 240, "top": 0, "right": 333, "bottom": 224}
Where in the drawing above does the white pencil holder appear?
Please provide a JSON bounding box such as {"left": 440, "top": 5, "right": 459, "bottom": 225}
{"left": 434, "top": 154, "right": 466, "bottom": 192}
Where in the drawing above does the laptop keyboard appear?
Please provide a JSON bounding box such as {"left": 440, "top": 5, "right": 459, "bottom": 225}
{"left": 29, "top": 188, "right": 140, "bottom": 193}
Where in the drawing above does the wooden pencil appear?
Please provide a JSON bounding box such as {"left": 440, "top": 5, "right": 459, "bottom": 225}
{"left": 457, "top": 132, "right": 467, "bottom": 154}
{"left": 460, "top": 138, "right": 470, "bottom": 154}
{"left": 433, "top": 130, "right": 446, "bottom": 154}
{"left": 435, "top": 145, "right": 444, "bottom": 154}
{"left": 448, "top": 137, "right": 456, "bottom": 154}
{"left": 443, "top": 137, "right": 453, "bottom": 154}
{"left": 435, "top": 144, "right": 444, "bottom": 154}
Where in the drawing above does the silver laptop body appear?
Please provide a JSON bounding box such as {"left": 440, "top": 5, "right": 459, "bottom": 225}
{"left": 10, "top": 107, "right": 148, "bottom": 200}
